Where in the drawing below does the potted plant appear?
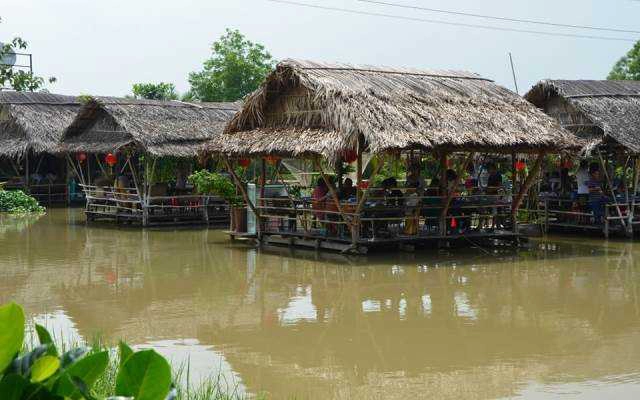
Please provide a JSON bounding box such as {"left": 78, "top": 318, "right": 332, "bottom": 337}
{"left": 188, "top": 170, "right": 246, "bottom": 232}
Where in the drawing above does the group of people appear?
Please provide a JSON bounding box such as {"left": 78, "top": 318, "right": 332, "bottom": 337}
{"left": 307, "top": 161, "right": 510, "bottom": 236}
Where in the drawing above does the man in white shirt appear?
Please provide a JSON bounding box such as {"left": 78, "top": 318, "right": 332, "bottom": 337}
{"left": 576, "top": 160, "right": 590, "bottom": 196}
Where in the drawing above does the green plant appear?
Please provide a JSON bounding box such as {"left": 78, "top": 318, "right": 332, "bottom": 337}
{"left": 0, "top": 302, "right": 176, "bottom": 400}
{"left": 188, "top": 170, "right": 242, "bottom": 207}
{"left": 132, "top": 83, "right": 179, "bottom": 100}
{"left": 0, "top": 189, "right": 45, "bottom": 214}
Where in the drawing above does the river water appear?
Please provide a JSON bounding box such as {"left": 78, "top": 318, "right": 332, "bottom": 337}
{"left": 2, "top": 208, "right": 640, "bottom": 399}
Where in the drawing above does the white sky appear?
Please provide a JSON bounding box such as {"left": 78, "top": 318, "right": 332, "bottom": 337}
{"left": 0, "top": 0, "right": 638, "bottom": 97}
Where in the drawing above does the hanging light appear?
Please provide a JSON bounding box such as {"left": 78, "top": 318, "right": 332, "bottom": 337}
{"left": 515, "top": 160, "right": 526, "bottom": 172}
{"left": 75, "top": 152, "right": 87, "bottom": 162}
{"left": 105, "top": 153, "right": 117, "bottom": 167}
{"left": 238, "top": 158, "right": 251, "bottom": 168}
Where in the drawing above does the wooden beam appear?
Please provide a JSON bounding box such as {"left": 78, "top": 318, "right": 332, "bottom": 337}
{"left": 224, "top": 156, "right": 260, "bottom": 218}
{"left": 512, "top": 152, "right": 545, "bottom": 216}
{"left": 441, "top": 152, "right": 474, "bottom": 218}
{"left": 597, "top": 150, "right": 627, "bottom": 231}
{"left": 313, "top": 157, "right": 353, "bottom": 228}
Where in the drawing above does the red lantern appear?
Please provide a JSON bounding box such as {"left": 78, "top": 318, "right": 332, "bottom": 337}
{"left": 562, "top": 160, "right": 574, "bottom": 169}
{"left": 265, "top": 155, "right": 280, "bottom": 165}
{"left": 75, "top": 152, "right": 87, "bottom": 163}
{"left": 358, "top": 181, "right": 370, "bottom": 189}
{"left": 238, "top": 158, "right": 251, "bottom": 168}
{"left": 105, "top": 153, "right": 117, "bottom": 167}
{"left": 515, "top": 160, "right": 526, "bottom": 172}
{"left": 450, "top": 218, "right": 458, "bottom": 229}
{"left": 341, "top": 149, "right": 358, "bottom": 164}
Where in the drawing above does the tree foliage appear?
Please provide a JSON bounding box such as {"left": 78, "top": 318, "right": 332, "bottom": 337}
{"left": 186, "top": 29, "right": 275, "bottom": 102}
{"left": 608, "top": 40, "right": 640, "bottom": 80}
{"left": 131, "top": 82, "right": 178, "bottom": 100}
{"left": 0, "top": 17, "right": 56, "bottom": 91}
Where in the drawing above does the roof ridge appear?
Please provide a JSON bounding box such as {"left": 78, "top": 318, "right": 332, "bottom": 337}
{"left": 284, "top": 59, "right": 493, "bottom": 82}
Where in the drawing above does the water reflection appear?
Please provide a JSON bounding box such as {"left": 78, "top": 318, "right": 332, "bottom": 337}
{"left": 1, "top": 209, "right": 640, "bottom": 399}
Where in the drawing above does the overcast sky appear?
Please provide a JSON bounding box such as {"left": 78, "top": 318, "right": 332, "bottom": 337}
{"left": 1, "top": 0, "right": 638, "bottom": 97}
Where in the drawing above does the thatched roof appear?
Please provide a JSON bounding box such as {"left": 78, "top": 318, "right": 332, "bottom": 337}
{"left": 62, "top": 97, "right": 240, "bottom": 157}
{"left": 206, "top": 59, "right": 579, "bottom": 160}
{"left": 0, "top": 91, "right": 80, "bottom": 157}
{"left": 525, "top": 80, "right": 640, "bottom": 153}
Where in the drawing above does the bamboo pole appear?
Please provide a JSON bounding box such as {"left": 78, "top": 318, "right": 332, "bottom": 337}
{"left": 356, "top": 137, "right": 363, "bottom": 203}
{"left": 628, "top": 156, "right": 639, "bottom": 236}
{"left": 223, "top": 156, "right": 260, "bottom": 219}
{"left": 512, "top": 152, "right": 545, "bottom": 217}
{"left": 313, "top": 157, "right": 353, "bottom": 229}
{"left": 597, "top": 150, "right": 627, "bottom": 232}
{"left": 441, "top": 152, "right": 474, "bottom": 218}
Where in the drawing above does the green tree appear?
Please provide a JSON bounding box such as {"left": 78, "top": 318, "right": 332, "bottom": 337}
{"left": 0, "top": 17, "right": 56, "bottom": 91}
{"left": 608, "top": 40, "right": 640, "bottom": 80}
{"left": 131, "top": 82, "right": 178, "bottom": 100}
{"left": 186, "top": 28, "right": 275, "bottom": 102}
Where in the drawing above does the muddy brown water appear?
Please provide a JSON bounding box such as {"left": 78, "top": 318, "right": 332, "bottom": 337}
{"left": 2, "top": 208, "right": 640, "bottom": 399}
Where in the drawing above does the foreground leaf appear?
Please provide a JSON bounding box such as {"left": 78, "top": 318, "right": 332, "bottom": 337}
{"left": 0, "top": 302, "right": 25, "bottom": 372}
{"left": 118, "top": 341, "right": 134, "bottom": 367}
{"left": 35, "top": 324, "right": 58, "bottom": 356}
{"left": 9, "top": 344, "right": 51, "bottom": 376}
{"left": 54, "top": 350, "right": 109, "bottom": 398}
{"left": 60, "top": 347, "right": 89, "bottom": 368}
{"left": 0, "top": 374, "right": 28, "bottom": 400}
{"left": 115, "top": 350, "right": 171, "bottom": 400}
{"left": 30, "top": 355, "right": 60, "bottom": 382}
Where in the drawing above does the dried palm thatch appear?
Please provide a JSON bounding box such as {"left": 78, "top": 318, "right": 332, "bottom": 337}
{"left": 0, "top": 91, "right": 80, "bottom": 157}
{"left": 63, "top": 97, "right": 240, "bottom": 157}
{"left": 206, "top": 59, "right": 580, "bottom": 160}
{"left": 525, "top": 80, "right": 640, "bottom": 154}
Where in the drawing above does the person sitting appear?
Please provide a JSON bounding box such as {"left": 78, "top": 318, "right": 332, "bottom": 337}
{"left": 404, "top": 181, "right": 421, "bottom": 235}
{"left": 486, "top": 163, "right": 503, "bottom": 195}
{"left": 383, "top": 177, "right": 404, "bottom": 207}
{"left": 312, "top": 178, "right": 329, "bottom": 228}
{"left": 339, "top": 177, "right": 356, "bottom": 200}
{"left": 576, "top": 160, "right": 590, "bottom": 206}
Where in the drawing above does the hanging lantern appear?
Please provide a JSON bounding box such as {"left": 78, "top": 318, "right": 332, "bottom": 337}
{"left": 562, "top": 159, "right": 574, "bottom": 169}
{"left": 105, "top": 153, "right": 117, "bottom": 167}
{"left": 238, "top": 158, "right": 251, "bottom": 168}
{"left": 75, "top": 152, "right": 87, "bottom": 163}
{"left": 358, "top": 180, "right": 370, "bottom": 189}
{"left": 515, "top": 160, "right": 526, "bottom": 172}
{"left": 450, "top": 217, "right": 458, "bottom": 229}
{"left": 341, "top": 149, "right": 358, "bottom": 164}
{"left": 265, "top": 155, "right": 280, "bottom": 165}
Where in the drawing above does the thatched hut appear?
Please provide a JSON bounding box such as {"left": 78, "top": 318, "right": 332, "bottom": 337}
{"left": 525, "top": 80, "right": 640, "bottom": 237}
{"left": 206, "top": 59, "right": 580, "bottom": 253}
{"left": 0, "top": 91, "right": 80, "bottom": 203}
{"left": 62, "top": 96, "right": 240, "bottom": 226}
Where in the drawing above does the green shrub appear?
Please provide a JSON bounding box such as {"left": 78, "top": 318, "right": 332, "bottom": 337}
{"left": 188, "top": 170, "right": 242, "bottom": 207}
{"left": 0, "top": 189, "right": 45, "bottom": 214}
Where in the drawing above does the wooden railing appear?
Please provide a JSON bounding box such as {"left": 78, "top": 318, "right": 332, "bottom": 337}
{"left": 253, "top": 194, "right": 515, "bottom": 243}
{"left": 80, "top": 184, "right": 229, "bottom": 226}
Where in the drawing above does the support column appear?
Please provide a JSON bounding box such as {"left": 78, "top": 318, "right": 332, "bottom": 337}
{"left": 512, "top": 152, "right": 545, "bottom": 233}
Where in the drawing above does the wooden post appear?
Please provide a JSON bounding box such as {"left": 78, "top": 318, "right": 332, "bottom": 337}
{"left": 597, "top": 150, "right": 627, "bottom": 232}
{"left": 439, "top": 151, "right": 448, "bottom": 235}
{"left": 356, "top": 136, "right": 364, "bottom": 203}
{"left": 223, "top": 157, "right": 260, "bottom": 219}
{"left": 24, "top": 151, "right": 30, "bottom": 191}
{"left": 313, "top": 157, "right": 352, "bottom": 229}
{"left": 512, "top": 152, "right": 545, "bottom": 233}
{"left": 627, "top": 156, "right": 639, "bottom": 237}
{"left": 441, "top": 152, "right": 474, "bottom": 219}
